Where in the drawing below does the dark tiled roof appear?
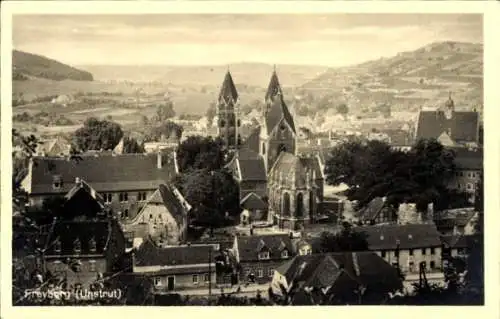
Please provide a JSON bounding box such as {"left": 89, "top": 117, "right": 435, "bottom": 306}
{"left": 277, "top": 252, "right": 402, "bottom": 294}
{"left": 233, "top": 149, "right": 267, "bottom": 181}
{"left": 265, "top": 95, "right": 296, "bottom": 134}
{"left": 416, "top": 110, "right": 479, "bottom": 144}
{"left": 64, "top": 179, "right": 105, "bottom": 208}
{"left": 270, "top": 152, "right": 323, "bottom": 188}
{"left": 218, "top": 71, "right": 239, "bottom": 103}
{"left": 441, "top": 234, "right": 468, "bottom": 249}
{"left": 243, "top": 127, "right": 261, "bottom": 153}
{"left": 134, "top": 239, "right": 215, "bottom": 267}
{"left": 28, "top": 152, "right": 177, "bottom": 195}
{"left": 240, "top": 192, "right": 268, "bottom": 210}
{"left": 357, "top": 197, "right": 385, "bottom": 220}
{"left": 452, "top": 147, "right": 483, "bottom": 170}
{"left": 45, "top": 221, "right": 111, "bottom": 256}
{"left": 355, "top": 224, "right": 442, "bottom": 250}
{"left": 236, "top": 234, "right": 295, "bottom": 262}
{"left": 158, "top": 184, "right": 190, "bottom": 227}
{"left": 265, "top": 70, "right": 283, "bottom": 103}
{"left": 299, "top": 156, "right": 324, "bottom": 181}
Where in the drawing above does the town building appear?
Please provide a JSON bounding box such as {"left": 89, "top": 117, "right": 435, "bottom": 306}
{"left": 414, "top": 93, "right": 480, "bottom": 148}
{"left": 433, "top": 207, "right": 478, "bottom": 236}
{"left": 449, "top": 147, "right": 483, "bottom": 203}
{"left": 222, "top": 69, "right": 324, "bottom": 231}
{"left": 132, "top": 239, "right": 217, "bottom": 292}
{"left": 271, "top": 252, "right": 403, "bottom": 305}
{"left": 20, "top": 151, "right": 178, "bottom": 218}
{"left": 121, "top": 184, "right": 191, "bottom": 246}
{"left": 36, "top": 136, "right": 71, "bottom": 157}
{"left": 42, "top": 178, "right": 126, "bottom": 289}
{"left": 232, "top": 233, "right": 295, "bottom": 284}
{"left": 355, "top": 223, "right": 443, "bottom": 274}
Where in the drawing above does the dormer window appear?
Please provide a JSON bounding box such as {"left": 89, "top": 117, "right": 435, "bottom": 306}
{"left": 89, "top": 237, "right": 97, "bottom": 253}
{"left": 73, "top": 238, "right": 82, "bottom": 254}
{"left": 281, "top": 250, "right": 289, "bottom": 259}
{"left": 53, "top": 175, "right": 62, "bottom": 190}
{"left": 54, "top": 238, "right": 62, "bottom": 254}
{"left": 258, "top": 251, "right": 270, "bottom": 260}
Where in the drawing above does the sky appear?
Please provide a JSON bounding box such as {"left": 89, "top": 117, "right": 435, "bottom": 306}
{"left": 13, "top": 14, "right": 483, "bottom": 67}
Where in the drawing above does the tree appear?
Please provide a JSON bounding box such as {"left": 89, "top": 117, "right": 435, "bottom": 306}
{"left": 206, "top": 102, "right": 217, "bottom": 127}
{"left": 318, "top": 222, "right": 369, "bottom": 253}
{"left": 154, "top": 98, "right": 175, "bottom": 122}
{"left": 336, "top": 103, "right": 349, "bottom": 116}
{"left": 176, "top": 135, "right": 227, "bottom": 172}
{"left": 123, "top": 136, "right": 145, "bottom": 154}
{"left": 177, "top": 168, "right": 240, "bottom": 236}
{"left": 73, "top": 117, "right": 124, "bottom": 152}
{"left": 144, "top": 121, "right": 184, "bottom": 142}
{"left": 324, "top": 138, "right": 456, "bottom": 209}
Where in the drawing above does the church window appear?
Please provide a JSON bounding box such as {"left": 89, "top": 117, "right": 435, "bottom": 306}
{"left": 282, "top": 193, "right": 291, "bottom": 217}
{"left": 229, "top": 118, "right": 235, "bottom": 126}
{"left": 237, "top": 119, "right": 241, "bottom": 127}
{"left": 309, "top": 191, "right": 314, "bottom": 218}
{"left": 296, "top": 193, "right": 304, "bottom": 218}
{"left": 262, "top": 143, "right": 266, "bottom": 155}
{"left": 220, "top": 120, "right": 226, "bottom": 127}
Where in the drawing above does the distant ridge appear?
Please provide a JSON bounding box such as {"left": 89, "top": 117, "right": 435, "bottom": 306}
{"left": 13, "top": 50, "right": 94, "bottom": 82}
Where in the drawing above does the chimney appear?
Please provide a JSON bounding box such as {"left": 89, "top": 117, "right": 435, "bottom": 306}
{"left": 75, "top": 177, "right": 81, "bottom": 185}
{"left": 157, "top": 151, "right": 162, "bottom": 169}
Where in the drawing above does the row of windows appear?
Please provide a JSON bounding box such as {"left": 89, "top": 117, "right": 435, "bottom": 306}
{"left": 455, "top": 171, "right": 480, "bottom": 179}
{"left": 457, "top": 183, "right": 475, "bottom": 191}
{"left": 244, "top": 268, "right": 275, "bottom": 279}
{"left": 381, "top": 247, "right": 436, "bottom": 258}
{"left": 258, "top": 250, "right": 288, "bottom": 260}
{"left": 392, "top": 261, "right": 438, "bottom": 272}
{"left": 102, "top": 192, "right": 148, "bottom": 203}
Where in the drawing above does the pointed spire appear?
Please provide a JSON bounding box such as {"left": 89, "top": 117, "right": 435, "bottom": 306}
{"left": 265, "top": 67, "right": 283, "bottom": 103}
{"left": 218, "top": 70, "right": 239, "bottom": 104}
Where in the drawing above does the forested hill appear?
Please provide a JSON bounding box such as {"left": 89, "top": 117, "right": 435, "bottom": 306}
{"left": 13, "top": 50, "right": 94, "bottom": 81}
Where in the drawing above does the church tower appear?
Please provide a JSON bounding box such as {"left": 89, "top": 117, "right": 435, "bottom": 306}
{"left": 217, "top": 69, "right": 241, "bottom": 150}
{"left": 260, "top": 68, "right": 297, "bottom": 171}
{"left": 444, "top": 91, "right": 455, "bottom": 120}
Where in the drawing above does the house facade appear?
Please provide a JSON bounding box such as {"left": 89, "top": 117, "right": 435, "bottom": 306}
{"left": 355, "top": 223, "right": 443, "bottom": 275}
{"left": 233, "top": 234, "right": 295, "bottom": 284}
{"left": 132, "top": 240, "right": 217, "bottom": 292}
{"left": 21, "top": 151, "right": 178, "bottom": 218}
{"left": 121, "top": 184, "right": 191, "bottom": 245}
{"left": 449, "top": 147, "right": 483, "bottom": 203}
{"left": 42, "top": 179, "right": 126, "bottom": 289}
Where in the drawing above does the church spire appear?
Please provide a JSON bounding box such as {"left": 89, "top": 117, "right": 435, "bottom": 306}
{"left": 265, "top": 66, "right": 283, "bottom": 104}
{"left": 218, "top": 69, "right": 239, "bottom": 104}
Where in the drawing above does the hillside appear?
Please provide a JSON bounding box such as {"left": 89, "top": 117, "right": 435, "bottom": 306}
{"left": 13, "top": 50, "right": 94, "bottom": 81}
{"left": 300, "top": 41, "right": 483, "bottom": 113}
{"left": 80, "top": 63, "right": 327, "bottom": 88}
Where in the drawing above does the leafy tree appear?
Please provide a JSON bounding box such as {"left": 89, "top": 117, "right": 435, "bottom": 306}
{"left": 176, "top": 135, "right": 227, "bottom": 172}
{"left": 154, "top": 98, "right": 176, "bottom": 122}
{"left": 318, "top": 222, "right": 369, "bottom": 253}
{"left": 123, "top": 136, "right": 145, "bottom": 154}
{"left": 144, "top": 121, "right": 183, "bottom": 142}
{"left": 176, "top": 168, "right": 240, "bottom": 236}
{"left": 73, "top": 117, "right": 124, "bottom": 152}
{"left": 324, "top": 138, "right": 456, "bottom": 209}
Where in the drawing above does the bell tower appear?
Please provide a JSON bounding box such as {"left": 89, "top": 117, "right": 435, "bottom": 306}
{"left": 217, "top": 68, "right": 241, "bottom": 149}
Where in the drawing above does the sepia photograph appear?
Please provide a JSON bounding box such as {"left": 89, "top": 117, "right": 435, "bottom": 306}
{"left": 2, "top": 3, "right": 494, "bottom": 311}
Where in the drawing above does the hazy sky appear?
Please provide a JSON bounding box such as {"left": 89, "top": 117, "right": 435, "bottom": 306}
{"left": 13, "top": 14, "right": 482, "bottom": 67}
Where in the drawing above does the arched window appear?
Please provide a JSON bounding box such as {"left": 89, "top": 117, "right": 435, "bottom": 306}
{"left": 237, "top": 119, "right": 241, "bottom": 127}
{"left": 262, "top": 143, "right": 266, "bottom": 155}
{"left": 309, "top": 191, "right": 314, "bottom": 219}
{"left": 282, "top": 193, "right": 291, "bottom": 217}
{"left": 296, "top": 193, "right": 304, "bottom": 218}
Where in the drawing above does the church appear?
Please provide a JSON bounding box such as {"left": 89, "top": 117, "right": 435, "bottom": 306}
{"left": 218, "top": 68, "right": 324, "bottom": 231}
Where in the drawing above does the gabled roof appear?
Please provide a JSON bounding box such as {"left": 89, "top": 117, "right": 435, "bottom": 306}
{"left": 265, "top": 70, "right": 283, "bottom": 103}
{"left": 236, "top": 234, "right": 294, "bottom": 262}
{"left": 415, "top": 110, "right": 479, "bottom": 144}
{"left": 441, "top": 234, "right": 468, "bottom": 249}
{"left": 355, "top": 223, "right": 442, "bottom": 250}
{"left": 158, "top": 184, "right": 191, "bottom": 226}
{"left": 269, "top": 152, "right": 322, "bottom": 188}
{"left": 231, "top": 148, "right": 267, "bottom": 181}
{"left": 218, "top": 70, "right": 239, "bottom": 104}
{"left": 356, "top": 197, "right": 385, "bottom": 220}
{"left": 265, "top": 95, "right": 296, "bottom": 134}
{"left": 64, "top": 179, "right": 105, "bottom": 209}
{"left": 134, "top": 239, "right": 214, "bottom": 267}
{"left": 240, "top": 192, "right": 268, "bottom": 211}
{"left": 27, "top": 152, "right": 177, "bottom": 195}
{"left": 276, "top": 252, "right": 402, "bottom": 295}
